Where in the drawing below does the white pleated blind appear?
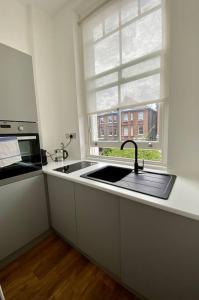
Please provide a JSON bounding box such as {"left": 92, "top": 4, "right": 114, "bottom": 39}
{"left": 82, "top": 0, "right": 166, "bottom": 114}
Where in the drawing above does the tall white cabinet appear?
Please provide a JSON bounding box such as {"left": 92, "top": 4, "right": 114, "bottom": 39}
{"left": 0, "top": 43, "right": 37, "bottom": 122}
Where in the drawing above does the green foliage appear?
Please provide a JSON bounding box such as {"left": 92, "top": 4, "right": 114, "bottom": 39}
{"left": 101, "top": 148, "right": 161, "bottom": 161}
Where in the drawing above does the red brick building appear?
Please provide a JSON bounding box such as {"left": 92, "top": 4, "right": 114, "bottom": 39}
{"left": 97, "top": 107, "right": 158, "bottom": 141}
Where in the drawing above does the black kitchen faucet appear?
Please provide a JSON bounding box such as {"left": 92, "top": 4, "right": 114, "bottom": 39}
{"left": 120, "top": 140, "right": 144, "bottom": 174}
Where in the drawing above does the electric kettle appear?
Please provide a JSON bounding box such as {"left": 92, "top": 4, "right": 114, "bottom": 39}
{"left": 54, "top": 149, "right": 68, "bottom": 162}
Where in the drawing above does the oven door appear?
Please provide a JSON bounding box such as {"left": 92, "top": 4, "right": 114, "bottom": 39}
{"left": 0, "top": 134, "right": 42, "bottom": 180}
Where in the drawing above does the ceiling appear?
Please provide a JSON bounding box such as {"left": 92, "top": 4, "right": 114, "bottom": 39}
{"left": 20, "top": 0, "right": 107, "bottom": 18}
{"left": 20, "top": 0, "right": 71, "bottom": 15}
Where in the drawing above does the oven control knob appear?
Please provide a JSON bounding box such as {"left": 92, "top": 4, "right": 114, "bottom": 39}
{"left": 18, "top": 126, "right": 24, "bottom": 132}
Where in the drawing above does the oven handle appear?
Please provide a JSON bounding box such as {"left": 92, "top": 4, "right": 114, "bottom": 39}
{"left": 17, "top": 136, "right": 37, "bottom": 141}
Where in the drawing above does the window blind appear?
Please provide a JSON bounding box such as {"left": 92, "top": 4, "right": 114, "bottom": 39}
{"left": 82, "top": 0, "right": 166, "bottom": 115}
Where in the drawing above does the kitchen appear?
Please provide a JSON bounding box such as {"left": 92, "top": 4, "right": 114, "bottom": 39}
{"left": 0, "top": 0, "right": 199, "bottom": 299}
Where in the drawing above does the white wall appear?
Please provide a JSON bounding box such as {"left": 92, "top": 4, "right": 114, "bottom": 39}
{"left": 0, "top": 0, "right": 81, "bottom": 159}
{"left": 0, "top": 0, "right": 61, "bottom": 154}
{"left": 30, "top": 5, "right": 62, "bottom": 152}
{"left": 167, "top": 0, "right": 199, "bottom": 176}
{"left": 0, "top": 0, "right": 31, "bottom": 54}
{"left": 53, "top": 7, "right": 81, "bottom": 159}
{"left": 30, "top": 4, "right": 82, "bottom": 158}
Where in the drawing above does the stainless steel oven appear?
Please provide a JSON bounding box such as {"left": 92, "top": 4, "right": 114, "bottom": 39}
{"left": 0, "top": 121, "right": 42, "bottom": 180}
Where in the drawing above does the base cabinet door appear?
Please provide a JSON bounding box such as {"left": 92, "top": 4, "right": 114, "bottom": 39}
{"left": 0, "top": 175, "right": 49, "bottom": 261}
{"left": 47, "top": 176, "right": 77, "bottom": 245}
{"left": 75, "top": 183, "right": 120, "bottom": 277}
{"left": 120, "top": 197, "right": 199, "bottom": 300}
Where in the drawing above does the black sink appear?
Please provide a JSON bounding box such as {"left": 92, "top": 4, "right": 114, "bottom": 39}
{"left": 81, "top": 165, "right": 176, "bottom": 200}
{"left": 85, "top": 166, "right": 132, "bottom": 182}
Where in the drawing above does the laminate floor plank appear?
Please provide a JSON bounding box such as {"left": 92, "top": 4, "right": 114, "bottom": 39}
{"left": 0, "top": 234, "right": 139, "bottom": 300}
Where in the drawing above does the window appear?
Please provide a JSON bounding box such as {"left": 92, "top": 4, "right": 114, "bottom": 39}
{"left": 123, "top": 112, "right": 128, "bottom": 122}
{"left": 108, "top": 127, "right": 113, "bottom": 136}
{"left": 123, "top": 126, "right": 129, "bottom": 137}
{"left": 108, "top": 115, "right": 113, "bottom": 123}
{"left": 99, "top": 117, "right": 105, "bottom": 124}
{"left": 82, "top": 0, "right": 166, "bottom": 162}
{"left": 138, "top": 124, "right": 144, "bottom": 135}
{"left": 99, "top": 128, "right": 105, "bottom": 136}
{"left": 113, "top": 114, "right": 117, "bottom": 123}
{"left": 113, "top": 128, "right": 117, "bottom": 136}
{"left": 138, "top": 112, "right": 144, "bottom": 121}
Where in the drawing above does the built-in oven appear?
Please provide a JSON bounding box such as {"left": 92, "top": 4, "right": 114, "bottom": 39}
{"left": 0, "top": 121, "right": 42, "bottom": 180}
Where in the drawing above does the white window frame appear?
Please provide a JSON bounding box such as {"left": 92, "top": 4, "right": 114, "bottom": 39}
{"left": 78, "top": 0, "right": 169, "bottom": 167}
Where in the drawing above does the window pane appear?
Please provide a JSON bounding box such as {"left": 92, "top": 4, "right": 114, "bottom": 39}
{"left": 83, "top": 15, "right": 103, "bottom": 43}
{"left": 138, "top": 124, "right": 144, "bottom": 134}
{"left": 123, "top": 112, "right": 129, "bottom": 121}
{"left": 140, "top": 0, "right": 161, "bottom": 14}
{"left": 122, "top": 9, "right": 162, "bottom": 63}
{"left": 100, "top": 116, "right": 105, "bottom": 123}
{"left": 84, "top": 45, "right": 96, "bottom": 78}
{"left": 108, "top": 127, "right": 113, "bottom": 136}
{"left": 121, "top": 74, "right": 160, "bottom": 105}
{"left": 93, "top": 23, "right": 103, "bottom": 41}
{"left": 108, "top": 115, "right": 113, "bottom": 123}
{"left": 123, "top": 126, "right": 129, "bottom": 136}
{"left": 122, "top": 57, "right": 160, "bottom": 79}
{"left": 96, "top": 86, "right": 118, "bottom": 111}
{"left": 99, "top": 147, "right": 162, "bottom": 161}
{"left": 91, "top": 104, "right": 159, "bottom": 142}
{"left": 100, "top": 128, "right": 105, "bottom": 136}
{"left": 113, "top": 114, "right": 118, "bottom": 122}
{"left": 121, "top": 0, "right": 138, "bottom": 25}
{"left": 138, "top": 112, "right": 144, "bottom": 120}
{"left": 96, "top": 111, "right": 119, "bottom": 141}
{"left": 95, "top": 32, "right": 120, "bottom": 75}
{"left": 104, "top": 5, "right": 119, "bottom": 34}
{"left": 113, "top": 128, "right": 118, "bottom": 135}
{"left": 120, "top": 105, "right": 159, "bottom": 141}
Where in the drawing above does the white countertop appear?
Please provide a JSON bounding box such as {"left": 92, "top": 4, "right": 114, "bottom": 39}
{"left": 43, "top": 160, "right": 199, "bottom": 222}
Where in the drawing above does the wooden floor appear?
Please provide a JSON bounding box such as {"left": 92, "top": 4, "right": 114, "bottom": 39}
{"left": 0, "top": 234, "right": 139, "bottom": 300}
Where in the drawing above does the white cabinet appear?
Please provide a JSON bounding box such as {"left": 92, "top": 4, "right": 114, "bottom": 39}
{"left": 0, "top": 43, "right": 37, "bottom": 122}
{"left": 75, "top": 184, "right": 120, "bottom": 277}
{"left": 0, "top": 175, "right": 49, "bottom": 261}
{"left": 47, "top": 175, "right": 77, "bottom": 245}
{"left": 120, "top": 197, "right": 199, "bottom": 300}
